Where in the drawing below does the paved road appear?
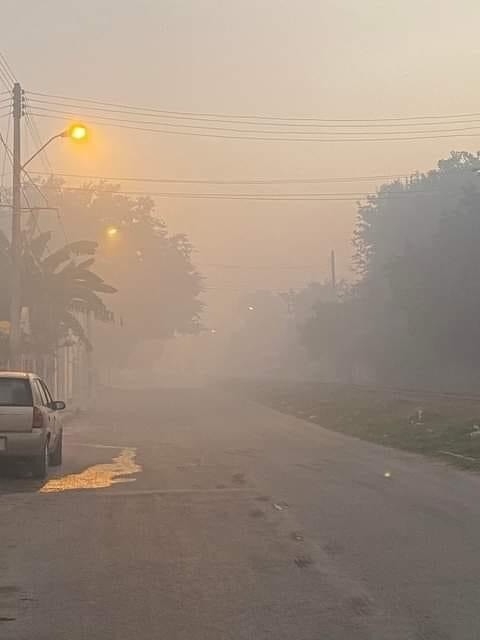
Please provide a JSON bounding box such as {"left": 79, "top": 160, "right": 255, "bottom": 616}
{"left": 1, "top": 385, "right": 480, "bottom": 639}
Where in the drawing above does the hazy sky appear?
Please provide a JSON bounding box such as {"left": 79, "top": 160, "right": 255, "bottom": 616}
{"left": 2, "top": 0, "right": 480, "bottom": 303}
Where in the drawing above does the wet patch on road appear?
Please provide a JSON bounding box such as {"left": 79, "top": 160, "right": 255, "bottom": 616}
{"left": 39, "top": 448, "right": 142, "bottom": 493}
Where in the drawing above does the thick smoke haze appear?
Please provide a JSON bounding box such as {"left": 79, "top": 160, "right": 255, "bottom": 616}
{"left": 2, "top": 0, "right": 480, "bottom": 377}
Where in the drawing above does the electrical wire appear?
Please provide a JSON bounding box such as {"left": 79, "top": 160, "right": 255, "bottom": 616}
{"left": 0, "top": 52, "right": 14, "bottom": 93}
{"left": 22, "top": 167, "right": 71, "bottom": 249}
{"left": 26, "top": 89, "right": 480, "bottom": 124}
{"left": 0, "top": 101, "right": 58, "bottom": 254}
{"left": 204, "top": 285, "right": 295, "bottom": 293}
{"left": 25, "top": 96, "right": 480, "bottom": 130}
{"left": 28, "top": 169, "right": 412, "bottom": 185}
{"left": 0, "top": 52, "right": 17, "bottom": 82}
{"left": 1, "top": 114, "right": 11, "bottom": 192}
{"left": 37, "top": 183, "right": 454, "bottom": 202}
{"left": 201, "top": 262, "right": 318, "bottom": 271}
{"left": 24, "top": 100, "right": 53, "bottom": 173}
{"left": 0, "top": 129, "right": 46, "bottom": 237}
{"left": 0, "top": 68, "right": 11, "bottom": 93}
{"left": 28, "top": 110, "right": 480, "bottom": 143}
{"left": 24, "top": 104, "right": 480, "bottom": 137}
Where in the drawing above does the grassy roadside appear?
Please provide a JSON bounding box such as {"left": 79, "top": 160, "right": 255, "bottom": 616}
{"left": 228, "top": 379, "right": 480, "bottom": 471}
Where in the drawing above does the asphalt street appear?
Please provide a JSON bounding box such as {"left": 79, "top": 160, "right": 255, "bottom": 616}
{"left": 1, "top": 385, "right": 480, "bottom": 639}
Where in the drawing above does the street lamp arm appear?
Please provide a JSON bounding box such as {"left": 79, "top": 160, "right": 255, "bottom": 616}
{"left": 21, "top": 131, "right": 65, "bottom": 171}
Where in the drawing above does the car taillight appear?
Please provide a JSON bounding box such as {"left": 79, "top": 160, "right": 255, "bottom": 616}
{"left": 32, "top": 406, "right": 43, "bottom": 428}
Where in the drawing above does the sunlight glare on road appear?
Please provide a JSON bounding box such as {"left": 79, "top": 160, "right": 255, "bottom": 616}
{"left": 39, "top": 448, "right": 142, "bottom": 493}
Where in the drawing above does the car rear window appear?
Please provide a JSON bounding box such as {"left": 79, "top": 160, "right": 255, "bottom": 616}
{"left": 0, "top": 378, "right": 33, "bottom": 407}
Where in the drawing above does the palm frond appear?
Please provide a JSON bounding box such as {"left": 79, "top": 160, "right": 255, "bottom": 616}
{"left": 42, "top": 240, "right": 98, "bottom": 273}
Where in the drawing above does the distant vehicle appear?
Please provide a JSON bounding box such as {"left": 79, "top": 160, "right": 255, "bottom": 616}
{"left": 0, "top": 372, "right": 65, "bottom": 479}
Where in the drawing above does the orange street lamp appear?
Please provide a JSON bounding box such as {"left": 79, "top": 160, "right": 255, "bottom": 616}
{"left": 67, "top": 123, "right": 88, "bottom": 141}
{"left": 21, "top": 123, "right": 89, "bottom": 170}
{"left": 106, "top": 226, "right": 119, "bottom": 238}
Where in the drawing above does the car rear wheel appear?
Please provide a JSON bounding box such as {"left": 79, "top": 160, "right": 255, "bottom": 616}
{"left": 49, "top": 431, "right": 63, "bottom": 467}
{"left": 32, "top": 440, "right": 49, "bottom": 479}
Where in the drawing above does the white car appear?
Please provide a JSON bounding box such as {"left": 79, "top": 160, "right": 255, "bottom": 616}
{"left": 0, "top": 371, "right": 65, "bottom": 479}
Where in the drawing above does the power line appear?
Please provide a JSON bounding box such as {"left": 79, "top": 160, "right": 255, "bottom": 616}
{"left": 0, "top": 51, "right": 15, "bottom": 94}
{"left": 0, "top": 52, "right": 17, "bottom": 82}
{"left": 25, "top": 96, "right": 480, "bottom": 130}
{"left": 37, "top": 183, "right": 451, "bottom": 202}
{"left": 25, "top": 104, "right": 480, "bottom": 138}
{"left": 0, "top": 68, "right": 11, "bottom": 93}
{"left": 28, "top": 169, "right": 411, "bottom": 185}
{"left": 0, "top": 129, "right": 13, "bottom": 176}
{"left": 0, "top": 93, "right": 69, "bottom": 250}
{"left": 0, "top": 129, "right": 50, "bottom": 236}
{"left": 200, "top": 262, "right": 318, "bottom": 271}
{"left": 0, "top": 129, "right": 51, "bottom": 238}
{"left": 1, "top": 114, "right": 11, "bottom": 192}
{"left": 204, "top": 285, "right": 296, "bottom": 293}
{"left": 24, "top": 101, "right": 53, "bottom": 174}
{"left": 28, "top": 110, "right": 480, "bottom": 143}
{"left": 26, "top": 89, "right": 480, "bottom": 124}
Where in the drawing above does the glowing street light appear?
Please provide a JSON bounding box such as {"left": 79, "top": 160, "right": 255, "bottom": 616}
{"left": 106, "top": 226, "right": 119, "bottom": 238}
{"left": 66, "top": 123, "right": 88, "bottom": 141}
{"left": 21, "top": 123, "right": 90, "bottom": 171}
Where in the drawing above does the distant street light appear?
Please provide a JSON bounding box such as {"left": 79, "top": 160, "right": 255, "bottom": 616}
{"left": 106, "top": 226, "right": 119, "bottom": 238}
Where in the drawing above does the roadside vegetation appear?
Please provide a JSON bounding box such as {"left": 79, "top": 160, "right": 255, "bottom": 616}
{"left": 232, "top": 379, "right": 480, "bottom": 470}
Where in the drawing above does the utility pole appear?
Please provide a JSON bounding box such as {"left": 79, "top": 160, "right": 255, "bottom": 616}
{"left": 330, "top": 249, "right": 336, "bottom": 294}
{"left": 9, "top": 82, "right": 23, "bottom": 369}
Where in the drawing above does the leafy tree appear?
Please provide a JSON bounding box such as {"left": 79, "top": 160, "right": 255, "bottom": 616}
{"left": 302, "top": 151, "right": 480, "bottom": 386}
{"left": 33, "top": 180, "right": 204, "bottom": 364}
{"left": 386, "top": 188, "right": 480, "bottom": 368}
{"left": 354, "top": 151, "right": 480, "bottom": 285}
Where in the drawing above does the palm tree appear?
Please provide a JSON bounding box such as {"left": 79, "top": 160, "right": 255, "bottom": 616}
{"left": 0, "top": 230, "right": 116, "bottom": 360}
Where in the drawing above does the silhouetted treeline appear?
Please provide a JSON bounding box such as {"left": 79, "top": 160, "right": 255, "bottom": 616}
{"left": 301, "top": 151, "right": 480, "bottom": 390}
